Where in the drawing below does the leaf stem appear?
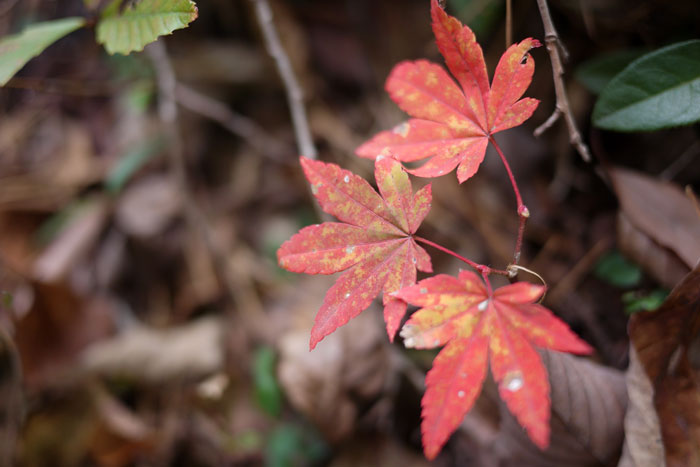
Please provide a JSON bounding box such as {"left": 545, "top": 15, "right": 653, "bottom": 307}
{"left": 414, "top": 236, "right": 509, "bottom": 276}
{"left": 489, "top": 137, "right": 529, "bottom": 266}
{"left": 481, "top": 270, "right": 493, "bottom": 296}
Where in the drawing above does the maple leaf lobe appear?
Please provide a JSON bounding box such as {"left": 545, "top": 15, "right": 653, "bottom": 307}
{"left": 277, "top": 157, "right": 433, "bottom": 349}
{"left": 356, "top": 0, "right": 540, "bottom": 183}
{"left": 396, "top": 271, "right": 591, "bottom": 458}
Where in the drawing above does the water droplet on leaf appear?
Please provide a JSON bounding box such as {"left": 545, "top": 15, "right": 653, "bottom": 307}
{"left": 504, "top": 372, "right": 523, "bottom": 392}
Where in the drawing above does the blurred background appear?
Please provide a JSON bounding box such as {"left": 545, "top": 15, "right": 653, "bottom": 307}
{"left": 0, "top": 0, "right": 699, "bottom": 465}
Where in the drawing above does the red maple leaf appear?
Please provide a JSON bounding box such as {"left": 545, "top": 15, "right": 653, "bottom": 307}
{"left": 394, "top": 270, "right": 592, "bottom": 459}
{"left": 356, "top": 0, "right": 540, "bottom": 183}
{"left": 278, "top": 156, "right": 433, "bottom": 349}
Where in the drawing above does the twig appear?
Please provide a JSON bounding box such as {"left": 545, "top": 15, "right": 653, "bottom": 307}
{"left": 250, "top": 0, "right": 317, "bottom": 159}
{"left": 505, "top": 0, "right": 512, "bottom": 47}
{"left": 175, "top": 83, "right": 290, "bottom": 162}
{"left": 146, "top": 41, "right": 264, "bottom": 320}
{"left": 534, "top": 0, "right": 592, "bottom": 163}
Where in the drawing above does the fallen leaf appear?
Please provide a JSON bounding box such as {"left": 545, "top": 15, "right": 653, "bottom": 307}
{"left": 628, "top": 264, "right": 700, "bottom": 467}
{"left": 276, "top": 277, "right": 389, "bottom": 442}
{"left": 356, "top": 0, "right": 539, "bottom": 183}
{"left": 33, "top": 197, "right": 110, "bottom": 283}
{"left": 611, "top": 167, "right": 700, "bottom": 269}
{"left": 618, "top": 347, "right": 664, "bottom": 467}
{"left": 115, "top": 174, "right": 182, "bottom": 238}
{"left": 495, "top": 350, "right": 626, "bottom": 467}
{"left": 395, "top": 271, "right": 592, "bottom": 459}
{"left": 617, "top": 213, "right": 689, "bottom": 290}
{"left": 278, "top": 156, "right": 432, "bottom": 347}
{"left": 81, "top": 316, "right": 224, "bottom": 383}
{"left": 15, "top": 283, "right": 114, "bottom": 389}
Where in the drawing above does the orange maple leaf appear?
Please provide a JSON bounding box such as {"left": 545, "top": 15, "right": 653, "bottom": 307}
{"left": 357, "top": 0, "right": 540, "bottom": 183}
{"left": 278, "top": 156, "right": 433, "bottom": 348}
{"left": 395, "top": 270, "right": 592, "bottom": 459}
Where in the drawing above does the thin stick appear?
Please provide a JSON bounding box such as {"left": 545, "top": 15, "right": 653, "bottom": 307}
{"left": 534, "top": 0, "right": 592, "bottom": 163}
{"left": 175, "top": 83, "right": 290, "bottom": 162}
{"left": 251, "top": 0, "right": 317, "bottom": 159}
{"left": 489, "top": 138, "right": 528, "bottom": 266}
{"left": 505, "top": 0, "right": 512, "bottom": 47}
{"left": 147, "top": 41, "right": 264, "bottom": 320}
{"left": 414, "top": 236, "right": 510, "bottom": 276}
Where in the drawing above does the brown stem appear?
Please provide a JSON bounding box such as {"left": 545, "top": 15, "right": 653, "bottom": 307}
{"left": 534, "top": 0, "right": 592, "bottom": 163}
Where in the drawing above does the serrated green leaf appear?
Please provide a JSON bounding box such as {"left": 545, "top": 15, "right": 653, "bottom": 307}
{"left": 575, "top": 49, "right": 646, "bottom": 95}
{"left": 593, "top": 40, "right": 700, "bottom": 131}
{"left": 97, "top": 0, "right": 198, "bottom": 55}
{"left": 0, "top": 17, "right": 85, "bottom": 86}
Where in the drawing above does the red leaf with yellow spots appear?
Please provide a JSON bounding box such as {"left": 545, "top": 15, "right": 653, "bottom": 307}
{"left": 356, "top": 0, "right": 540, "bottom": 183}
{"left": 394, "top": 271, "right": 592, "bottom": 459}
{"left": 278, "top": 156, "right": 433, "bottom": 349}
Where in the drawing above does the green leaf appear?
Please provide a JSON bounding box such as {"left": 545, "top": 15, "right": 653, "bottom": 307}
{"left": 594, "top": 251, "right": 642, "bottom": 288}
{"left": 593, "top": 40, "right": 700, "bottom": 131}
{"left": 623, "top": 289, "right": 669, "bottom": 314}
{"left": 252, "top": 347, "right": 283, "bottom": 417}
{"left": 0, "top": 17, "right": 85, "bottom": 86}
{"left": 575, "top": 49, "right": 646, "bottom": 95}
{"left": 104, "top": 136, "right": 165, "bottom": 194}
{"left": 1, "top": 291, "right": 12, "bottom": 309}
{"left": 97, "top": 0, "right": 198, "bottom": 55}
{"left": 264, "top": 424, "right": 328, "bottom": 467}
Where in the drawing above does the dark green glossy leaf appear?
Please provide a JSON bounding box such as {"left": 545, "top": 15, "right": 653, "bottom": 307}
{"left": 593, "top": 40, "right": 700, "bottom": 131}
{"left": 575, "top": 49, "right": 646, "bottom": 94}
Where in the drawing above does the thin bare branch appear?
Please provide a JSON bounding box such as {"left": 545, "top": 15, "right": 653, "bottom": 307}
{"left": 505, "top": 0, "right": 512, "bottom": 47}
{"left": 146, "top": 40, "right": 265, "bottom": 321}
{"left": 175, "top": 83, "right": 290, "bottom": 162}
{"left": 250, "top": 0, "right": 317, "bottom": 159}
{"left": 534, "top": 0, "right": 592, "bottom": 163}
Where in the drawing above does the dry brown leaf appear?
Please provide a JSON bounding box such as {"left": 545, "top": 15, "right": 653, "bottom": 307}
{"left": 33, "top": 197, "right": 110, "bottom": 283}
{"left": 330, "top": 435, "right": 431, "bottom": 467}
{"left": 628, "top": 264, "right": 700, "bottom": 467}
{"left": 611, "top": 167, "right": 700, "bottom": 269}
{"left": 115, "top": 175, "right": 182, "bottom": 238}
{"left": 15, "top": 283, "right": 114, "bottom": 389}
{"left": 618, "top": 347, "right": 664, "bottom": 467}
{"left": 0, "top": 329, "right": 23, "bottom": 467}
{"left": 275, "top": 277, "right": 389, "bottom": 442}
{"left": 90, "top": 385, "right": 157, "bottom": 467}
{"left": 81, "top": 316, "right": 224, "bottom": 384}
{"left": 617, "top": 213, "right": 689, "bottom": 290}
{"left": 495, "top": 351, "right": 626, "bottom": 467}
